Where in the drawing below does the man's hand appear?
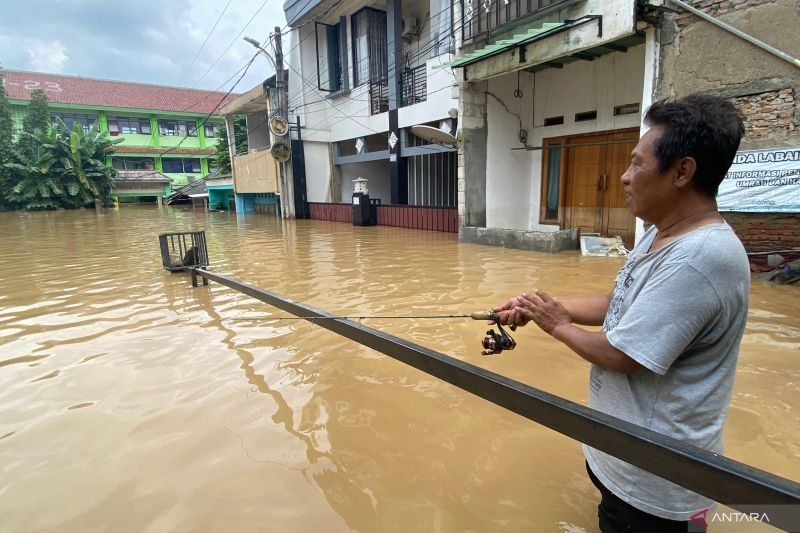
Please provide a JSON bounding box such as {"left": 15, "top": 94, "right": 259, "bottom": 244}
{"left": 492, "top": 294, "right": 531, "bottom": 326}
{"left": 493, "top": 290, "right": 572, "bottom": 334}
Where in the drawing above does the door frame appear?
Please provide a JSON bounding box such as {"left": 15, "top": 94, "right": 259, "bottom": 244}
{"left": 539, "top": 127, "right": 640, "bottom": 229}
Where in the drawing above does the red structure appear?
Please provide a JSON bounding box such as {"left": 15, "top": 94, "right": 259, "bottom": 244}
{"left": 308, "top": 203, "right": 458, "bottom": 233}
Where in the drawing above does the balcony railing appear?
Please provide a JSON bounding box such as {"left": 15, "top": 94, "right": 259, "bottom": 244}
{"left": 461, "top": 0, "right": 565, "bottom": 44}
{"left": 369, "top": 78, "right": 389, "bottom": 115}
{"left": 369, "top": 66, "right": 428, "bottom": 114}
{"left": 401, "top": 65, "right": 427, "bottom": 107}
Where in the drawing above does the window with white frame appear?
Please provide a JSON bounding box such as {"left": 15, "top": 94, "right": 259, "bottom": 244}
{"left": 108, "top": 116, "right": 151, "bottom": 136}
{"left": 52, "top": 113, "right": 98, "bottom": 132}
{"left": 158, "top": 119, "right": 198, "bottom": 137}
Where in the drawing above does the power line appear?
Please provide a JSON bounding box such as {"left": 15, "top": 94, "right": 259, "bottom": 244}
{"left": 192, "top": 0, "right": 274, "bottom": 88}
{"left": 183, "top": 0, "right": 236, "bottom": 83}
{"left": 124, "top": 53, "right": 259, "bottom": 181}
{"left": 284, "top": 2, "right": 459, "bottom": 111}
{"left": 114, "top": 58, "right": 256, "bottom": 168}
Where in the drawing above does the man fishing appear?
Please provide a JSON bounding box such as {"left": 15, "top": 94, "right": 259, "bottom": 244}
{"left": 493, "top": 94, "right": 749, "bottom": 532}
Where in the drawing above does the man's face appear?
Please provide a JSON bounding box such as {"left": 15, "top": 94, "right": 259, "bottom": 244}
{"left": 620, "top": 126, "right": 676, "bottom": 223}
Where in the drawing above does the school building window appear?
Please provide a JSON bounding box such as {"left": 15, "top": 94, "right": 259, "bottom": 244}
{"left": 162, "top": 158, "right": 201, "bottom": 173}
{"left": 204, "top": 123, "right": 221, "bottom": 138}
{"left": 52, "top": 113, "right": 98, "bottom": 132}
{"left": 158, "top": 119, "right": 198, "bottom": 137}
{"left": 108, "top": 116, "right": 151, "bottom": 136}
{"left": 111, "top": 157, "right": 156, "bottom": 170}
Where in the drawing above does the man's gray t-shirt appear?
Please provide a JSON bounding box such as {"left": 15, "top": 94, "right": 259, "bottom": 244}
{"left": 583, "top": 222, "right": 750, "bottom": 521}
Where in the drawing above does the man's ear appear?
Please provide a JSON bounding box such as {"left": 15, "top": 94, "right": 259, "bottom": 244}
{"left": 674, "top": 156, "right": 697, "bottom": 189}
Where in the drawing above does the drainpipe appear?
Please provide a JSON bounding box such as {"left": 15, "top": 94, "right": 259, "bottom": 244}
{"left": 667, "top": 0, "right": 800, "bottom": 70}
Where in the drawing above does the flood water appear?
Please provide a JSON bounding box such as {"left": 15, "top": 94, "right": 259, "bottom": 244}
{"left": 0, "top": 207, "right": 797, "bottom": 532}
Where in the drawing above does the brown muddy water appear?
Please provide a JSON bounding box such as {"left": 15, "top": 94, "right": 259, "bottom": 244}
{"left": 0, "top": 207, "right": 797, "bottom": 532}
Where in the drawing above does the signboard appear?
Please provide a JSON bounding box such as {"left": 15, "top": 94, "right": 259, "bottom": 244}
{"left": 718, "top": 147, "right": 800, "bottom": 212}
{"left": 270, "top": 141, "right": 292, "bottom": 163}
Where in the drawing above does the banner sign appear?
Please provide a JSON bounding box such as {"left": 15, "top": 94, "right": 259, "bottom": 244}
{"left": 718, "top": 147, "right": 800, "bottom": 212}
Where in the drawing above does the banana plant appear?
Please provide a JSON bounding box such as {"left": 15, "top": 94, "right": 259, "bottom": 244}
{"left": 2, "top": 119, "right": 122, "bottom": 210}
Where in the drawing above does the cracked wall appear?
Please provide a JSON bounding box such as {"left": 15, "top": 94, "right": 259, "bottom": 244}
{"left": 656, "top": 0, "right": 800, "bottom": 251}
{"left": 657, "top": 0, "right": 799, "bottom": 150}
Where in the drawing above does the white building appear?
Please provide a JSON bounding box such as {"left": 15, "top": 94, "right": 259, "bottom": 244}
{"left": 448, "top": 0, "right": 650, "bottom": 251}
{"left": 284, "top": 0, "right": 462, "bottom": 231}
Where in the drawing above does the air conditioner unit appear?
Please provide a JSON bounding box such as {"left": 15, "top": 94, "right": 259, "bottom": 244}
{"left": 401, "top": 16, "right": 420, "bottom": 40}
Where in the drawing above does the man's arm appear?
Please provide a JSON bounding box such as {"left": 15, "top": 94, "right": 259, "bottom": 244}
{"left": 558, "top": 292, "right": 612, "bottom": 326}
{"left": 496, "top": 290, "right": 642, "bottom": 374}
{"left": 550, "top": 323, "right": 642, "bottom": 374}
{"left": 493, "top": 291, "right": 611, "bottom": 326}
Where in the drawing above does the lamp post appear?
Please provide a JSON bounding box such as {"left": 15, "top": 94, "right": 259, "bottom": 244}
{"left": 244, "top": 31, "right": 295, "bottom": 219}
{"left": 243, "top": 37, "right": 277, "bottom": 71}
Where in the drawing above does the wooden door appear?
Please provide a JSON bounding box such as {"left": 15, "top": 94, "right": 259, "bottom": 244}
{"left": 601, "top": 132, "right": 638, "bottom": 247}
{"left": 564, "top": 129, "right": 638, "bottom": 248}
{"left": 566, "top": 134, "right": 607, "bottom": 237}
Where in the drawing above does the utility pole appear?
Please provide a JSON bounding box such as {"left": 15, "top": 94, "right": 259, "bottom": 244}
{"left": 271, "top": 26, "right": 295, "bottom": 219}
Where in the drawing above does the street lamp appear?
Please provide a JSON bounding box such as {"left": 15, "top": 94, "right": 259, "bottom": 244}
{"left": 244, "top": 36, "right": 277, "bottom": 71}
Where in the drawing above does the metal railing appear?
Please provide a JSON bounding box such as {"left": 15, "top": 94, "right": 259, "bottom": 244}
{"left": 461, "top": 0, "right": 565, "bottom": 44}
{"left": 401, "top": 65, "right": 428, "bottom": 107}
{"left": 369, "top": 78, "right": 389, "bottom": 115}
{"left": 187, "top": 267, "right": 800, "bottom": 531}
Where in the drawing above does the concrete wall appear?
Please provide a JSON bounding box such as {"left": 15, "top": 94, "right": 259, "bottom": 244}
{"left": 397, "top": 57, "right": 459, "bottom": 128}
{"left": 656, "top": 0, "right": 800, "bottom": 252}
{"left": 476, "top": 45, "right": 644, "bottom": 232}
{"left": 657, "top": 0, "right": 798, "bottom": 150}
{"left": 304, "top": 140, "right": 333, "bottom": 202}
{"left": 339, "top": 160, "right": 392, "bottom": 203}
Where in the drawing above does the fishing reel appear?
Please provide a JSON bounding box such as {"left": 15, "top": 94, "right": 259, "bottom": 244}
{"left": 476, "top": 311, "right": 517, "bottom": 356}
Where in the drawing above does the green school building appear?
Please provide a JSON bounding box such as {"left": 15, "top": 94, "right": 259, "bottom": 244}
{"left": 3, "top": 69, "right": 233, "bottom": 204}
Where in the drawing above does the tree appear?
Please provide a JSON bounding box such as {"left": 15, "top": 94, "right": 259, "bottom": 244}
{"left": 211, "top": 116, "right": 248, "bottom": 175}
{"left": 5, "top": 119, "right": 121, "bottom": 210}
{"left": 17, "top": 88, "right": 50, "bottom": 161}
{"left": 0, "top": 72, "right": 16, "bottom": 210}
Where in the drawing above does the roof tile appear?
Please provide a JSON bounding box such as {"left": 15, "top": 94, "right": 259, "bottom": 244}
{"left": 2, "top": 70, "right": 235, "bottom": 115}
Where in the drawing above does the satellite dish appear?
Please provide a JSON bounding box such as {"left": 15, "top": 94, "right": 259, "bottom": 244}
{"left": 410, "top": 125, "right": 457, "bottom": 147}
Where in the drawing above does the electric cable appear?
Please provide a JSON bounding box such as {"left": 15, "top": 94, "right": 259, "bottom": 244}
{"left": 192, "top": 0, "right": 274, "bottom": 88}
{"left": 183, "top": 0, "right": 236, "bottom": 83}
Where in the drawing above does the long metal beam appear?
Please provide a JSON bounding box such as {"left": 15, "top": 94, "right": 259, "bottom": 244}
{"left": 190, "top": 268, "right": 800, "bottom": 530}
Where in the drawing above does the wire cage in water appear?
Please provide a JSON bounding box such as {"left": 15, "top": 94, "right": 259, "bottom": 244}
{"left": 158, "top": 231, "right": 209, "bottom": 272}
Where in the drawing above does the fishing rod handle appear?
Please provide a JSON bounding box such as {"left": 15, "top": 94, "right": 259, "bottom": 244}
{"left": 470, "top": 311, "right": 498, "bottom": 321}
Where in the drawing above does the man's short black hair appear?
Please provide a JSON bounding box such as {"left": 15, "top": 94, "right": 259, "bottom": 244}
{"left": 645, "top": 94, "right": 745, "bottom": 197}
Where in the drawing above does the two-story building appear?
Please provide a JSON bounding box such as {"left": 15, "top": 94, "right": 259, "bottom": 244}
{"left": 283, "top": 0, "right": 462, "bottom": 231}
{"left": 444, "top": 0, "right": 647, "bottom": 252}
{"left": 2, "top": 70, "right": 232, "bottom": 204}
{"left": 447, "top": 0, "right": 799, "bottom": 253}
{"left": 219, "top": 76, "right": 283, "bottom": 216}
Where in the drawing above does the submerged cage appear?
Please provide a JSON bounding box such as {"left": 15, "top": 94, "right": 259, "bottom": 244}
{"left": 158, "top": 231, "right": 209, "bottom": 272}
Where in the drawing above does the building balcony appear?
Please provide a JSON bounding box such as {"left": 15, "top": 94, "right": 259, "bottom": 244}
{"left": 461, "top": 0, "right": 569, "bottom": 45}
{"left": 401, "top": 65, "right": 427, "bottom": 107}
{"left": 232, "top": 148, "right": 280, "bottom": 194}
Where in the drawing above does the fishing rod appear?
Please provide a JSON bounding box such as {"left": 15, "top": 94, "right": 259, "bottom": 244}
{"left": 159, "top": 231, "right": 518, "bottom": 354}
{"left": 263, "top": 311, "right": 517, "bottom": 356}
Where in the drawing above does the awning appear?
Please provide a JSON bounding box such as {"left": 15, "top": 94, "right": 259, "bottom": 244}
{"left": 440, "top": 22, "right": 567, "bottom": 69}
{"left": 436, "top": 7, "right": 642, "bottom": 82}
